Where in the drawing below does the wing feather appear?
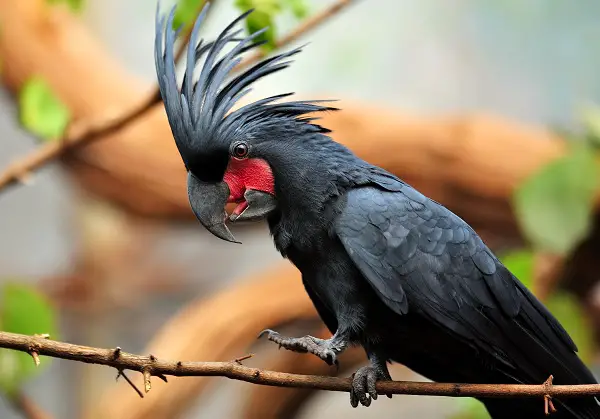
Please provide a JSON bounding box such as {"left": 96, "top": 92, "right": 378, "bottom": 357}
{"left": 334, "top": 183, "right": 594, "bottom": 386}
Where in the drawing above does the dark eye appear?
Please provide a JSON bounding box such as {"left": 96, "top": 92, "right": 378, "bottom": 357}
{"left": 232, "top": 142, "right": 249, "bottom": 159}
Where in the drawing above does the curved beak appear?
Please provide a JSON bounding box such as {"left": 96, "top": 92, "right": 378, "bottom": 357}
{"left": 187, "top": 172, "right": 240, "bottom": 243}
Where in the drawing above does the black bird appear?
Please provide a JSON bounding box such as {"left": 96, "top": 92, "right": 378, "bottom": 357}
{"left": 154, "top": 4, "right": 600, "bottom": 418}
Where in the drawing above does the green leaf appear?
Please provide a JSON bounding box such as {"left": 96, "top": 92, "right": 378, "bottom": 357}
{"left": 579, "top": 104, "right": 600, "bottom": 149}
{"left": 19, "top": 77, "right": 71, "bottom": 142}
{"left": 500, "top": 249, "right": 534, "bottom": 290}
{"left": 451, "top": 397, "right": 490, "bottom": 419}
{"left": 66, "top": 0, "right": 84, "bottom": 12}
{"left": 0, "top": 350, "right": 23, "bottom": 398}
{"left": 235, "top": 0, "right": 282, "bottom": 49}
{"left": 47, "top": 0, "right": 85, "bottom": 13}
{"left": 173, "top": 0, "right": 204, "bottom": 30}
{"left": 0, "top": 283, "right": 59, "bottom": 395}
{"left": 245, "top": 10, "right": 277, "bottom": 50}
{"left": 282, "top": 0, "right": 309, "bottom": 18}
{"left": 513, "top": 145, "right": 600, "bottom": 254}
{"left": 234, "top": 0, "right": 309, "bottom": 50}
{"left": 235, "top": 0, "right": 282, "bottom": 16}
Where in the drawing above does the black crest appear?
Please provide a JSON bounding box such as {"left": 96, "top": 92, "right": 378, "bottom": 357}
{"left": 154, "top": 3, "right": 336, "bottom": 165}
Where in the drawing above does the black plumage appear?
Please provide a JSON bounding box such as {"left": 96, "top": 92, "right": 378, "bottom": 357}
{"left": 335, "top": 182, "right": 599, "bottom": 417}
{"left": 154, "top": 4, "right": 333, "bottom": 180}
{"left": 154, "top": 4, "right": 600, "bottom": 418}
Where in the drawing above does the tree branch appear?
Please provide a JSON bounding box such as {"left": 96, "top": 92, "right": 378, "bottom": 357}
{"left": 234, "top": 0, "right": 354, "bottom": 71}
{"left": 10, "top": 391, "right": 54, "bottom": 419}
{"left": 1, "top": 331, "right": 599, "bottom": 402}
{"left": 0, "top": 94, "right": 158, "bottom": 194}
{"left": 0, "top": 0, "right": 355, "bottom": 195}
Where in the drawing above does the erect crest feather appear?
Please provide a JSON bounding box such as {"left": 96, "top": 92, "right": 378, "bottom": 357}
{"left": 154, "top": 2, "right": 337, "bottom": 162}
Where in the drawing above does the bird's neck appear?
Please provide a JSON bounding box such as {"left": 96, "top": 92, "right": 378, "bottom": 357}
{"left": 266, "top": 138, "right": 370, "bottom": 255}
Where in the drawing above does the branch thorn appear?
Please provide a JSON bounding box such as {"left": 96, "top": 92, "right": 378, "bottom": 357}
{"left": 116, "top": 370, "right": 144, "bottom": 399}
{"left": 143, "top": 369, "right": 152, "bottom": 393}
{"left": 543, "top": 375, "right": 557, "bottom": 415}
{"left": 232, "top": 353, "right": 254, "bottom": 365}
{"left": 29, "top": 351, "right": 40, "bottom": 367}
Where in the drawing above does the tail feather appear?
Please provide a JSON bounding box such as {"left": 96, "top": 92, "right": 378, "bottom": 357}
{"left": 481, "top": 279, "right": 600, "bottom": 419}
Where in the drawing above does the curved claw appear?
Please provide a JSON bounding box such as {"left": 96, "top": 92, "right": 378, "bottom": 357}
{"left": 322, "top": 349, "right": 338, "bottom": 366}
{"left": 350, "top": 385, "right": 359, "bottom": 408}
{"left": 349, "top": 365, "right": 391, "bottom": 407}
{"left": 257, "top": 329, "right": 278, "bottom": 340}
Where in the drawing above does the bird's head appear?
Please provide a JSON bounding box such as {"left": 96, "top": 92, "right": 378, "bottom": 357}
{"left": 155, "top": 3, "right": 337, "bottom": 243}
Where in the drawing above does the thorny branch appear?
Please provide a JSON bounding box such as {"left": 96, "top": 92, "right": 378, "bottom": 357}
{"left": 1, "top": 331, "right": 600, "bottom": 405}
{"left": 0, "top": 0, "right": 355, "bottom": 195}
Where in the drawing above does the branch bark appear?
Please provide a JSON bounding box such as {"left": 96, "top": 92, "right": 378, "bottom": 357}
{"left": 85, "top": 263, "right": 315, "bottom": 419}
{"left": 0, "top": 331, "right": 599, "bottom": 402}
{"left": 243, "top": 326, "right": 366, "bottom": 419}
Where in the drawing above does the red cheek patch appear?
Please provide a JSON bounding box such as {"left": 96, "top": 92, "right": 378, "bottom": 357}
{"left": 223, "top": 158, "right": 275, "bottom": 206}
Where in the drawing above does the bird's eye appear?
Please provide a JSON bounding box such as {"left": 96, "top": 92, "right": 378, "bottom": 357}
{"left": 232, "top": 142, "right": 249, "bottom": 159}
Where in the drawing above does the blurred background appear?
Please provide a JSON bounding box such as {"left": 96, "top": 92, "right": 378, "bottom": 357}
{"left": 1, "top": 0, "right": 600, "bottom": 418}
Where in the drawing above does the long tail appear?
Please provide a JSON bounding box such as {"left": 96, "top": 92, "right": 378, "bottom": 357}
{"left": 481, "top": 278, "right": 600, "bottom": 419}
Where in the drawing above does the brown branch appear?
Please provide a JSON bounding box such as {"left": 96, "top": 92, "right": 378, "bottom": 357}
{"left": 0, "top": 79, "right": 158, "bottom": 195}
{"left": 86, "top": 263, "right": 316, "bottom": 419}
{"left": 0, "top": 0, "right": 354, "bottom": 195}
{"left": 10, "top": 391, "right": 54, "bottom": 419}
{"left": 0, "top": 0, "right": 196, "bottom": 194}
{"left": 243, "top": 325, "right": 366, "bottom": 419}
{"left": 1, "top": 331, "right": 599, "bottom": 401}
{"left": 116, "top": 370, "right": 144, "bottom": 399}
{"left": 234, "top": 0, "right": 355, "bottom": 71}
{"left": 544, "top": 375, "right": 558, "bottom": 415}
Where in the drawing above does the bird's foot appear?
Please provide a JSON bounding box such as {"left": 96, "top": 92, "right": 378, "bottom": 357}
{"left": 350, "top": 364, "right": 392, "bottom": 407}
{"left": 258, "top": 329, "right": 343, "bottom": 366}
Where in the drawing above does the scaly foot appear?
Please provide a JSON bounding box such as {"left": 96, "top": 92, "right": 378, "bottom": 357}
{"left": 350, "top": 364, "right": 392, "bottom": 407}
{"left": 258, "top": 329, "right": 344, "bottom": 366}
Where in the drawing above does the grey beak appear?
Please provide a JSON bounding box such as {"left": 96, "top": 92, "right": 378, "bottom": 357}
{"left": 187, "top": 172, "right": 240, "bottom": 243}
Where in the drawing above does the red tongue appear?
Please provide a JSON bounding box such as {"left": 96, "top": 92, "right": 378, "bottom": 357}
{"left": 232, "top": 200, "right": 248, "bottom": 216}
